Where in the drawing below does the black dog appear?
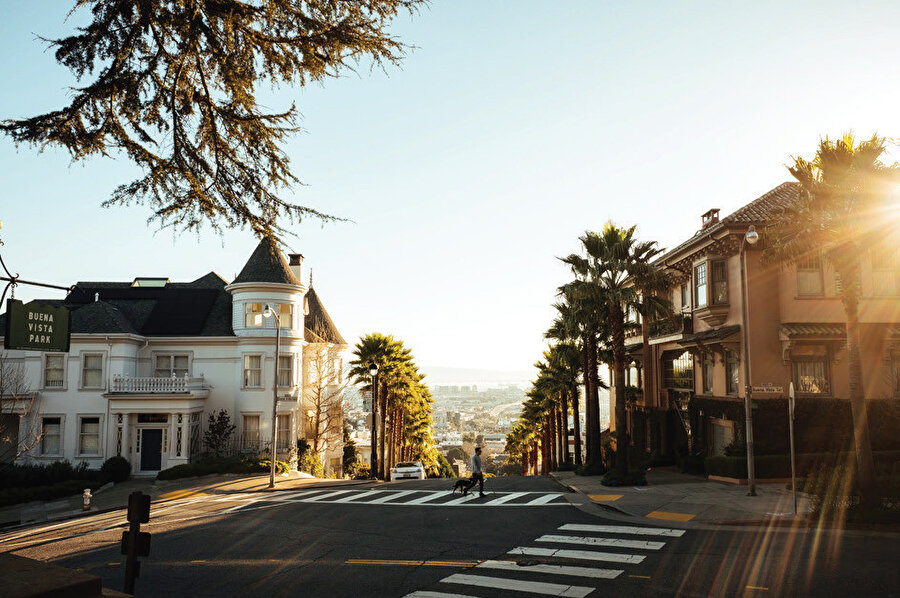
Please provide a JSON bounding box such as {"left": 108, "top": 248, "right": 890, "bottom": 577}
{"left": 451, "top": 478, "right": 473, "bottom": 494}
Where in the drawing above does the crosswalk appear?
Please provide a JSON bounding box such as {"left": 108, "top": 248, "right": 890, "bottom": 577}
{"left": 212, "top": 489, "right": 571, "bottom": 513}
{"left": 403, "top": 523, "right": 686, "bottom": 598}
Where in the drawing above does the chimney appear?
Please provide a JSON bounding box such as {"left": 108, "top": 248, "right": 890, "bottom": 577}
{"left": 288, "top": 253, "right": 304, "bottom": 284}
{"left": 701, "top": 208, "right": 720, "bottom": 230}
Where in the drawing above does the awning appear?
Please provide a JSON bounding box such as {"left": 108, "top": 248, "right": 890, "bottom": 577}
{"left": 678, "top": 324, "right": 741, "bottom": 347}
{"left": 779, "top": 323, "right": 846, "bottom": 340}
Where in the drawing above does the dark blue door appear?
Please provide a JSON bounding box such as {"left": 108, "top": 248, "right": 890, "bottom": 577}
{"left": 140, "top": 429, "right": 163, "bottom": 471}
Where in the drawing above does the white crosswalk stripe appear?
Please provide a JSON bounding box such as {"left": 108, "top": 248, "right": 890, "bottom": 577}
{"left": 402, "top": 521, "right": 688, "bottom": 598}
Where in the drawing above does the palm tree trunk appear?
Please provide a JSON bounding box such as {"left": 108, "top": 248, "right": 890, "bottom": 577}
{"left": 541, "top": 423, "right": 550, "bottom": 475}
{"left": 610, "top": 302, "right": 629, "bottom": 476}
{"left": 586, "top": 333, "right": 602, "bottom": 468}
{"left": 840, "top": 268, "right": 877, "bottom": 504}
{"left": 532, "top": 440, "right": 539, "bottom": 474}
{"left": 560, "top": 390, "right": 570, "bottom": 465}
{"left": 641, "top": 318, "right": 652, "bottom": 409}
{"left": 572, "top": 383, "right": 582, "bottom": 467}
{"left": 378, "top": 382, "right": 387, "bottom": 479}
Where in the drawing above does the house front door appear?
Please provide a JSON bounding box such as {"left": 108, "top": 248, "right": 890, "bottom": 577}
{"left": 140, "top": 429, "right": 163, "bottom": 471}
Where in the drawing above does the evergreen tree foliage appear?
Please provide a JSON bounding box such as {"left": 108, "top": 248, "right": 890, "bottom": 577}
{"left": 1, "top": 1, "right": 424, "bottom": 242}
{"left": 204, "top": 409, "right": 236, "bottom": 457}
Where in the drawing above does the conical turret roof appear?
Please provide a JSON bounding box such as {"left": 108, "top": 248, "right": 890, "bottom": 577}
{"left": 304, "top": 287, "right": 346, "bottom": 345}
{"left": 232, "top": 238, "right": 301, "bottom": 286}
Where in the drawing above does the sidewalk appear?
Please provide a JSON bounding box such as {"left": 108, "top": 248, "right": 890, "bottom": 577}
{"left": 551, "top": 467, "right": 810, "bottom": 526}
{"left": 0, "top": 472, "right": 369, "bottom": 530}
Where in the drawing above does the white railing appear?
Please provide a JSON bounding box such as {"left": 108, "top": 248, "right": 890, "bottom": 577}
{"left": 111, "top": 374, "right": 206, "bottom": 394}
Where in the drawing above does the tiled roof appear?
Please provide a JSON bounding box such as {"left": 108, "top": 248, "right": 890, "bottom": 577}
{"left": 304, "top": 287, "right": 346, "bottom": 345}
{"left": 678, "top": 324, "right": 741, "bottom": 346}
{"left": 232, "top": 238, "right": 301, "bottom": 286}
{"left": 656, "top": 182, "right": 800, "bottom": 264}
{"left": 779, "top": 323, "right": 846, "bottom": 338}
{"left": 70, "top": 301, "right": 138, "bottom": 335}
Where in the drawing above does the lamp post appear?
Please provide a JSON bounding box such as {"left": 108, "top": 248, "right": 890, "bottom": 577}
{"left": 739, "top": 225, "right": 759, "bottom": 496}
{"left": 263, "top": 304, "right": 281, "bottom": 489}
{"left": 368, "top": 362, "right": 378, "bottom": 480}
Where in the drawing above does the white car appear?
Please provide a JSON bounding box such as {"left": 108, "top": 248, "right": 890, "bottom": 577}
{"left": 390, "top": 461, "right": 426, "bottom": 481}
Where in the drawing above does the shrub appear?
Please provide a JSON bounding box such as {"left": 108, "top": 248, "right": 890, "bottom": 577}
{"left": 0, "top": 478, "right": 106, "bottom": 508}
{"left": 351, "top": 463, "right": 371, "bottom": 480}
{"left": 101, "top": 456, "right": 131, "bottom": 483}
{"left": 601, "top": 469, "right": 647, "bottom": 487}
{"left": 204, "top": 410, "right": 236, "bottom": 457}
{"left": 156, "top": 456, "right": 288, "bottom": 480}
{"left": 299, "top": 452, "right": 324, "bottom": 478}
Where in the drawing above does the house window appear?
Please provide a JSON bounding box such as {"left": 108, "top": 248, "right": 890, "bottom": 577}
{"left": 680, "top": 283, "right": 690, "bottom": 310}
{"left": 871, "top": 247, "right": 899, "bottom": 297}
{"left": 711, "top": 260, "right": 728, "bottom": 304}
{"left": 241, "top": 414, "right": 260, "bottom": 449}
{"left": 276, "top": 414, "right": 291, "bottom": 451}
{"left": 79, "top": 416, "right": 101, "bottom": 455}
{"left": 82, "top": 354, "right": 103, "bottom": 388}
{"left": 797, "top": 255, "right": 824, "bottom": 296}
{"left": 663, "top": 351, "right": 694, "bottom": 391}
{"left": 278, "top": 303, "right": 293, "bottom": 329}
{"left": 243, "top": 355, "right": 262, "bottom": 388}
{"left": 725, "top": 350, "right": 739, "bottom": 395}
{"left": 695, "top": 264, "right": 708, "bottom": 308}
{"left": 791, "top": 345, "right": 830, "bottom": 395}
{"left": 155, "top": 354, "right": 189, "bottom": 378}
{"left": 44, "top": 354, "right": 64, "bottom": 388}
{"left": 41, "top": 417, "right": 62, "bottom": 455}
{"left": 702, "top": 353, "right": 714, "bottom": 394}
{"left": 245, "top": 302, "right": 264, "bottom": 327}
{"left": 277, "top": 354, "right": 293, "bottom": 387}
{"left": 626, "top": 305, "right": 640, "bottom": 324}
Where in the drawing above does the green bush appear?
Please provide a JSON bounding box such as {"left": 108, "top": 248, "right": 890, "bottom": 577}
{"left": 704, "top": 450, "right": 900, "bottom": 480}
{"left": 101, "top": 456, "right": 131, "bottom": 483}
{"left": 601, "top": 469, "right": 647, "bottom": 487}
{"left": 0, "top": 478, "right": 106, "bottom": 508}
{"left": 157, "top": 456, "right": 288, "bottom": 480}
{"left": 351, "top": 463, "right": 371, "bottom": 480}
{"left": 299, "top": 452, "right": 324, "bottom": 477}
{"left": 0, "top": 460, "right": 105, "bottom": 489}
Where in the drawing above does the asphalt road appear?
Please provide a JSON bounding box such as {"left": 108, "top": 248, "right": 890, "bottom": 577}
{"left": 3, "top": 476, "right": 899, "bottom": 597}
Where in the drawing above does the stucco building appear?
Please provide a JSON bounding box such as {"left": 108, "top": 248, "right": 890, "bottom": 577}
{"left": 612, "top": 182, "right": 900, "bottom": 459}
{"left": 0, "top": 239, "right": 348, "bottom": 475}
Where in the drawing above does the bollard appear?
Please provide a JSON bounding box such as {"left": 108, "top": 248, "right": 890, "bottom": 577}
{"left": 82, "top": 488, "right": 92, "bottom": 511}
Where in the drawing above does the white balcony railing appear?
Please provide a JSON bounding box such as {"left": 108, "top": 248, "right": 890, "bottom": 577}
{"left": 111, "top": 374, "right": 206, "bottom": 394}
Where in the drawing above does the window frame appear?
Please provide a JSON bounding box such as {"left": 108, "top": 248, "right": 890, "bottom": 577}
{"left": 701, "top": 353, "right": 714, "bottom": 394}
{"left": 80, "top": 352, "right": 106, "bottom": 390}
{"left": 242, "top": 353, "right": 264, "bottom": 389}
{"left": 42, "top": 353, "right": 66, "bottom": 390}
{"left": 796, "top": 255, "right": 825, "bottom": 297}
{"left": 244, "top": 302, "right": 264, "bottom": 328}
{"left": 694, "top": 263, "right": 708, "bottom": 308}
{"left": 870, "top": 247, "right": 899, "bottom": 297}
{"left": 277, "top": 353, "right": 294, "bottom": 388}
{"left": 790, "top": 345, "right": 832, "bottom": 397}
{"left": 77, "top": 415, "right": 103, "bottom": 457}
{"left": 680, "top": 283, "right": 690, "bottom": 311}
{"left": 241, "top": 413, "right": 262, "bottom": 449}
{"left": 40, "top": 415, "right": 65, "bottom": 457}
{"left": 275, "top": 413, "right": 292, "bottom": 451}
{"left": 725, "top": 350, "right": 740, "bottom": 396}
{"left": 153, "top": 352, "right": 192, "bottom": 378}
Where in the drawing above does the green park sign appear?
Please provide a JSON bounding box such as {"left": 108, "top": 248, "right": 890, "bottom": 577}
{"left": 4, "top": 299, "right": 71, "bottom": 352}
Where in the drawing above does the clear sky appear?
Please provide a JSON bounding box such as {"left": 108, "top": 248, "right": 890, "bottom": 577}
{"left": 2, "top": 1, "right": 900, "bottom": 376}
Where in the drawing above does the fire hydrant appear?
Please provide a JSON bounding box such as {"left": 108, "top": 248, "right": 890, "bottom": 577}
{"left": 83, "top": 488, "right": 92, "bottom": 511}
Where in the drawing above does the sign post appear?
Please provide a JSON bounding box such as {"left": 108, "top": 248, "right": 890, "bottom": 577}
{"left": 788, "top": 382, "right": 797, "bottom": 516}
{"left": 122, "top": 491, "right": 152, "bottom": 594}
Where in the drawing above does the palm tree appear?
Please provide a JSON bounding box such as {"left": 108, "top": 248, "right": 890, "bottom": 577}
{"left": 579, "top": 223, "right": 664, "bottom": 476}
{"left": 764, "top": 133, "right": 899, "bottom": 502}
{"left": 546, "top": 303, "right": 585, "bottom": 466}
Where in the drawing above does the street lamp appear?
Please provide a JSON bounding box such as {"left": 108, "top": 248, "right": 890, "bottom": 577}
{"left": 263, "top": 304, "right": 281, "bottom": 489}
{"left": 368, "top": 362, "right": 378, "bottom": 480}
{"left": 739, "top": 225, "right": 759, "bottom": 496}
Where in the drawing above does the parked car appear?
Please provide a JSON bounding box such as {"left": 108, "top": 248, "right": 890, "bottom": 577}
{"left": 390, "top": 461, "right": 426, "bottom": 481}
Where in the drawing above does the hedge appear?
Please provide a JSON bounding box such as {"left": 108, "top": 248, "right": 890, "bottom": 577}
{"left": 0, "top": 479, "right": 107, "bottom": 509}
{"left": 704, "top": 450, "right": 900, "bottom": 479}
{"left": 156, "top": 456, "right": 289, "bottom": 480}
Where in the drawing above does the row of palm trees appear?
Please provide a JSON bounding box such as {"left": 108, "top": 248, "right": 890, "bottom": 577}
{"left": 507, "top": 224, "right": 669, "bottom": 477}
{"left": 348, "top": 333, "right": 438, "bottom": 479}
{"left": 507, "top": 134, "right": 894, "bottom": 502}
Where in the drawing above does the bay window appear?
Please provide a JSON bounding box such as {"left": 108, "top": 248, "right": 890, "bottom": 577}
{"left": 791, "top": 345, "right": 830, "bottom": 395}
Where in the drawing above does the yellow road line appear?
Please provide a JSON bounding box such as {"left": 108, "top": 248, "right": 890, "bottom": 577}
{"left": 629, "top": 575, "right": 651, "bottom": 579}
{"left": 746, "top": 586, "right": 769, "bottom": 591}
{"left": 646, "top": 510, "right": 695, "bottom": 522}
{"left": 588, "top": 494, "right": 624, "bottom": 502}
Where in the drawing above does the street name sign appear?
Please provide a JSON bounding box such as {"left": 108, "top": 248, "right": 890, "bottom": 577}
{"left": 752, "top": 384, "right": 783, "bottom": 394}
{"left": 4, "top": 299, "right": 71, "bottom": 352}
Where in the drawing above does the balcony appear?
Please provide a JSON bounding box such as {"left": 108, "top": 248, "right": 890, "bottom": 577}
{"left": 648, "top": 314, "right": 693, "bottom": 343}
{"left": 109, "top": 375, "right": 208, "bottom": 394}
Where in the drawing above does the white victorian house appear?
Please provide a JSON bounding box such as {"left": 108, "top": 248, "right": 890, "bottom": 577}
{"left": 0, "top": 239, "right": 348, "bottom": 476}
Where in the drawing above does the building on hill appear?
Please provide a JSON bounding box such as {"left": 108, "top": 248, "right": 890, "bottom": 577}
{"left": 0, "top": 239, "right": 349, "bottom": 476}
{"left": 611, "top": 182, "right": 900, "bottom": 460}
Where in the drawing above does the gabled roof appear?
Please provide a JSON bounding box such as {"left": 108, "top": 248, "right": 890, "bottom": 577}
{"left": 70, "top": 301, "right": 138, "bottom": 335}
{"left": 304, "top": 287, "right": 346, "bottom": 345}
{"left": 232, "top": 238, "right": 301, "bottom": 286}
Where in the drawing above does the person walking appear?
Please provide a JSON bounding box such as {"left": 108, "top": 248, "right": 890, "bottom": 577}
{"left": 466, "top": 447, "right": 485, "bottom": 497}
